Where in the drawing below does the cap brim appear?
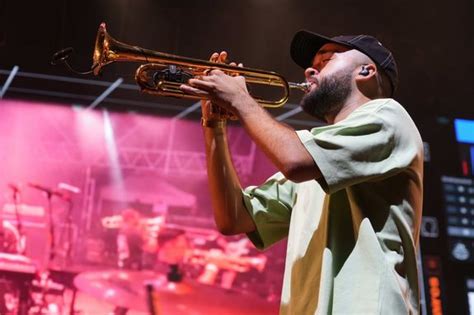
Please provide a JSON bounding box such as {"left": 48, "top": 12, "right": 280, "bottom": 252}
{"left": 290, "top": 30, "right": 347, "bottom": 69}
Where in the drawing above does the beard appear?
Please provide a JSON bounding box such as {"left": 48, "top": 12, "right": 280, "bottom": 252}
{"left": 300, "top": 68, "right": 353, "bottom": 122}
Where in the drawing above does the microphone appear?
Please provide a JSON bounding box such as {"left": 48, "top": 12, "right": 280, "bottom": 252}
{"left": 28, "top": 182, "right": 69, "bottom": 200}
{"left": 28, "top": 182, "right": 53, "bottom": 193}
{"left": 50, "top": 47, "right": 97, "bottom": 75}
{"left": 58, "top": 182, "right": 81, "bottom": 194}
{"left": 51, "top": 47, "right": 74, "bottom": 66}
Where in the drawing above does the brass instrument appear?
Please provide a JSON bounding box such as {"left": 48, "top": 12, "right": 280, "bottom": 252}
{"left": 92, "top": 23, "right": 309, "bottom": 108}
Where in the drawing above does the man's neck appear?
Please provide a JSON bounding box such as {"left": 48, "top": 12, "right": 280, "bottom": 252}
{"left": 326, "top": 94, "right": 372, "bottom": 124}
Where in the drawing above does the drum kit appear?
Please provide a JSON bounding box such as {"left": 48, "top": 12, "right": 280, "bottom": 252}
{"left": 0, "top": 182, "right": 279, "bottom": 314}
{"left": 73, "top": 269, "right": 279, "bottom": 314}
{"left": 0, "top": 261, "right": 278, "bottom": 314}
{"left": 79, "top": 214, "right": 278, "bottom": 314}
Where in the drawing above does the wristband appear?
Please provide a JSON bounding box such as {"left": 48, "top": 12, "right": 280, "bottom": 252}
{"left": 201, "top": 118, "right": 227, "bottom": 128}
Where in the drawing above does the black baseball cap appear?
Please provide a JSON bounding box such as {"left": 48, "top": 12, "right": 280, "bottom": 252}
{"left": 290, "top": 30, "right": 399, "bottom": 96}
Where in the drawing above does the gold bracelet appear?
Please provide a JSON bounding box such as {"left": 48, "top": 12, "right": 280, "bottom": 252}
{"left": 201, "top": 118, "right": 227, "bottom": 128}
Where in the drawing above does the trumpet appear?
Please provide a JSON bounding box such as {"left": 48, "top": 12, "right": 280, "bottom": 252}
{"left": 92, "top": 23, "right": 309, "bottom": 108}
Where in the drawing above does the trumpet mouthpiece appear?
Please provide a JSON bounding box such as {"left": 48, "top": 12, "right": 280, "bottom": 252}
{"left": 289, "top": 82, "right": 311, "bottom": 93}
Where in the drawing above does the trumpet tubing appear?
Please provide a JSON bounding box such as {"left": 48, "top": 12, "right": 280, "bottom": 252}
{"left": 93, "top": 23, "right": 309, "bottom": 107}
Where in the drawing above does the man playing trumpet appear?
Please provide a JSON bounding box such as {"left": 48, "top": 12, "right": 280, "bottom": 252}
{"left": 181, "top": 31, "right": 423, "bottom": 314}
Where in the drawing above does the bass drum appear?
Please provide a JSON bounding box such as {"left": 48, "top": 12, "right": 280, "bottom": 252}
{"left": 1, "top": 220, "right": 22, "bottom": 254}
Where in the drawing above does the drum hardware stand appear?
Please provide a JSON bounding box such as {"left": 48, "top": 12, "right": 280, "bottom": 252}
{"left": 143, "top": 264, "right": 183, "bottom": 315}
{"left": 145, "top": 282, "right": 159, "bottom": 315}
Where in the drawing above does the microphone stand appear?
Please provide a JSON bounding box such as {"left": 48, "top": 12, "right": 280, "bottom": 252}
{"left": 64, "top": 197, "right": 73, "bottom": 264}
{"left": 45, "top": 190, "right": 56, "bottom": 264}
{"left": 12, "top": 187, "right": 25, "bottom": 254}
{"left": 28, "top": 183, "right": 68, "bottom": 266}
{"left": 28, "top": 183, "right": 76, "bottom": 315}
{"left": 57, "top": 183, "right": 80, "bottom": 266}
{"left": 65, "top": 198, "right": 77, "bottom": 315}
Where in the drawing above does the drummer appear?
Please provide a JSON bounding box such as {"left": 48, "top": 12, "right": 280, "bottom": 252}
{"left": 116, "top": 208, "right": 147, "bottom": 270}
{"left": 114, "top": 208, "right": 144, "bottom": 315}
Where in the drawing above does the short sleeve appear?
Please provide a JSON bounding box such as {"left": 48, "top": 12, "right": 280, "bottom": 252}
{"left": 242, "top": 172, "right": 296, "bottom": 250}
{"left": 296, "top": 99, "right": 422, "bottom": 194}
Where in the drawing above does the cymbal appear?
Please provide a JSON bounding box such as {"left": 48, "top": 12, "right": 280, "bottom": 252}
{"left": 74, "top": 269, "right": 278, "bottom": 314}
{"left": 74, "top": 270, "right": 153, "bottom": 311}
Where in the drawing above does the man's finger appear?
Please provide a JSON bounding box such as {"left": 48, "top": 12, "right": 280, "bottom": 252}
{"left": 207, "top": 69, "right": 224, "bottom": 76}
{"left": 210, "top": 52, "right": 219, "bottom": 62}
{"left": 217, "top": 51, "right": 228, "bottom": 63}
{"left": 227, "top": 62, "right": 241, "bottom": 76}
{"left": 180, "top": 84, "right": 209, "bottom": 97}
{"left": 196, "top": 72, "right": 219, "bottom": 80}
{"left": 188, "top": 78, "right": 216, "bottom": 90}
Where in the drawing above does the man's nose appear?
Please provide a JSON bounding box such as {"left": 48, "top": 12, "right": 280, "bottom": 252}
{"left": 304, "top": 67, "right": 318, "bottom": 79}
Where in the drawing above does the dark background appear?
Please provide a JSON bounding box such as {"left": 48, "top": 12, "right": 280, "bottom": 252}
{"left": 1, "top": 0, "right": 474, "bottom": 314}
{"left": 1, "top": 0, "right": 473, "bottom": 123}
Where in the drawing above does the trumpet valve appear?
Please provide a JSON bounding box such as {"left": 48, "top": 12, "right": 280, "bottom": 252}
{"left": 152, "top": 65, "right": 193, "bottom": 85}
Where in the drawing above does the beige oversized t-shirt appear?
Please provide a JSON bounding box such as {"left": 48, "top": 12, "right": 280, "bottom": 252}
{"left": 243, "top": 99, "right": 423, "bottom": 314}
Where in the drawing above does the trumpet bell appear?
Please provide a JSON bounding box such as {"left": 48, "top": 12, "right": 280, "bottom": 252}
{"left": 92, "top": 23, "right": 108, "bottom": 75}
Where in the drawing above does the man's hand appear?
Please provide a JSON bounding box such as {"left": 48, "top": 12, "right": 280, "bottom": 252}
{"left": 200, "top": 51, "right": 230, "bottom": 122}
{"left": 180, "top": 51, "right": 252, "bottom": 119}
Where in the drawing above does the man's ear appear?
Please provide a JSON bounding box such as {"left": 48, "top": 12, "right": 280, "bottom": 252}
{"left": 356, "top": 64, "right": 377, "bottom": 79}
{"left": 355, "top": 64, "right": 379, "bottom": 98}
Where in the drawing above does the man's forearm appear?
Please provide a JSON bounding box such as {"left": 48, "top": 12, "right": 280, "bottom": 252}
{"left": 204, "top": 125, "right": 256, "bottom": 235}
{"left": 235, "top": 95, "right": 322, "bottom": 182}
